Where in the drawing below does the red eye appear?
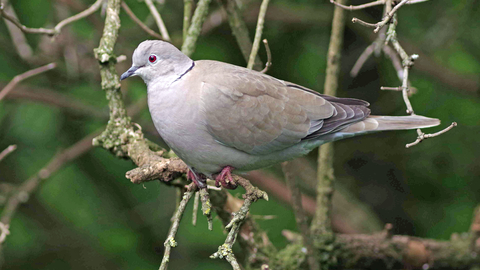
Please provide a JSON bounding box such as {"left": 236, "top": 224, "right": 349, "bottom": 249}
{"left": 148, "top": 55, "right": 157, "bottom": 63}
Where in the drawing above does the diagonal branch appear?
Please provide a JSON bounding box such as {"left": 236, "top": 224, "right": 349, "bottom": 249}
{"left": 0, "top": 145, "right": 17, "bottom": 162}
{"left": 0, "top": 63, "right": 56, "bottom": 102}
{"left": 144, "top": 0, "right": 171, "bottom": 41}
{"left": 0, "top": 0, "right": 103, "bottom": 36}
{"left": 121, "top": 1, "right": 163, "bottom": 40}
{"left": 181, "top": 0, "right": 213, "bottom": 57}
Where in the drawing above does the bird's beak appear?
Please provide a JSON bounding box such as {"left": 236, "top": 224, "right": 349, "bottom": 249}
{"left": 120, "top": 66, "right": 139, "bottom": 80}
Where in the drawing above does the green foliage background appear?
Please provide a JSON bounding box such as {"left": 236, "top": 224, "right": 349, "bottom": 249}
{"left": 0, "top": 0, "right": 479, "bottom": 269}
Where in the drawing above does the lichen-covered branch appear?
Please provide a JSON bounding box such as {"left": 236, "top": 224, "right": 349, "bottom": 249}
{"left": 159, "top": 190, "right": 195, "bottom": 270}
{"left": 183, "top": 0, "right": 193, "bottom": 42}
{"left": 282, "top": 162, "right": 319, "bottom": 270}
{"left": 210, "top": 176, "right": 269, "bottom": 269}
{"left": 181, "top": 0, "right": 212, "bottom": 57}
{"left": 311, "top": 0, "right": 347, "bottom": 237}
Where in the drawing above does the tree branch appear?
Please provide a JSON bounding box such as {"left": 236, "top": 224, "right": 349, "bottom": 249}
{"left": 282, "top": 162, "right": 319, "bottom": 270}
{"left": 247, "top": 0, "right": 270, "bottom": 70}
{"left": 311, "top": 0, "right": 347, "bottom": 237}
{"left": 0, "top": 145, "right": 16, "bottom": 163}
{"left": 0, "top": 0, "right": 103, "bottom": 36}
{"left": 159, "top": 190, "right": 195, "bottom": 270}
{"left": 121, "top": 1, "right": 163, "bottom": 40}
{"left": 183, "top": 0, "right": 193, "bottom": 42}
{"left": 144, "top": 0, "right": 171, "bottom": 41}
{"left": 181, "top": 0, "right": 213, "bottom": 57}
{"left": 220, "top": 0, "right": 263, "bottom": 70}
{"left": 0, "top": 63, "right": 56, "bottom": 101}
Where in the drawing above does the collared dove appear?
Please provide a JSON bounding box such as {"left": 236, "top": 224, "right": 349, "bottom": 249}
{"left": 120, "top": 40, "right": 440, "bottom": 189}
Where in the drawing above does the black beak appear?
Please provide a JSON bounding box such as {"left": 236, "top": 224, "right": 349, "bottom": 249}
{"left": 120, "top": 66, "right": 139, "bottom": 80}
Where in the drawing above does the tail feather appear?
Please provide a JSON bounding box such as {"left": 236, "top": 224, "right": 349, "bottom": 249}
{"left": 341, "top": 115, "right": 440, "bottom": 133}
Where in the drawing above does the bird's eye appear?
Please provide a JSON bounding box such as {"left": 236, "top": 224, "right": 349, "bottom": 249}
{"left": 148, "top": 55, "right": 157, "bottom": 63}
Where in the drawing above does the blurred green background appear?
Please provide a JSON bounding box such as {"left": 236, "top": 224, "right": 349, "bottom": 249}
{"left": 1, "top": 0, "right": 479, "bottom": 269}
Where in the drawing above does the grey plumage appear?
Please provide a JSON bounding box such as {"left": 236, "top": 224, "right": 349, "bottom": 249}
{"left": 120, "top": 40, "right": 440, "bottom": 179}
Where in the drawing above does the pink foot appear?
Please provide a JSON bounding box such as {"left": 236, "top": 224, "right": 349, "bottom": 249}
{"left": 187, "top": 169, "right": 206, "bottom": 189}
{"left": 214, "top": 166, "right": 238, "bottom": 190}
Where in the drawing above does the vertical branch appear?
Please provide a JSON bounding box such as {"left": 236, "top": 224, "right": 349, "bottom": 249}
{"left": 181, "top": 0, "right": 213, "bottom": 57}
{"left": 282, "top": 162, "right": 319, "bottom": 270}
{"left": 183, "top": 0, "right": 193, "bottom": 42}
{"left": 220, "top": 0, "right": 262, "bottom": 69}
{"left": 246, "top": 0, "right": 270, "bottom": 70}
{"left": 311, "top": 0, "right": 347, "bottom": 235}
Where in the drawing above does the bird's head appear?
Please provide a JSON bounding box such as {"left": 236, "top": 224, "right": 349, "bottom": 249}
{"left": 120, "top": 40, "right": 193, "bottom": 86}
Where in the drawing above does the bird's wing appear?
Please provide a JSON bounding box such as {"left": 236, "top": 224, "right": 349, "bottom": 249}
{"left": 199, "top": 62, "right": 368, "bottom": 155}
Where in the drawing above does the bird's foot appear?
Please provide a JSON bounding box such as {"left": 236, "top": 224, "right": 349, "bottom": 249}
{"left": 187, "top": 169, "right": 207, "bottom": 189}
{"left": 214, "top": 166, "right": 238, "bottom": 190}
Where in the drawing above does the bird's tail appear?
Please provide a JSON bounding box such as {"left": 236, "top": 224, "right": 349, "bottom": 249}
{"left": 340, "top": 115, "right": 440, "bottom": 133}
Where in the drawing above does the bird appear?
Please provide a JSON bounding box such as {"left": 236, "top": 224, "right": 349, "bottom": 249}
{"left": 120, "top": 40, "right": 440, "bottom": 189}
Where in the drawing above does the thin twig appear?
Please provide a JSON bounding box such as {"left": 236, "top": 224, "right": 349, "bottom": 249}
{"left": 350, "top": 43, "right": 375, "bottom": 77}
{"left": 246, "top": 0, "right": 270, "bottom": 69}
{"left": 0, "top": 132, "right": 98, "bottom": 227}
{"left": 1, "top": 1, "right": 33, "bottom": 61}
{"left": 331, "top": 0, "right": 385, "bottom": 11}
{"left": 144, "top": 0, "right": 171, "bottom": 41}
{"left": 260, "top": 39, "right": 272, "bottom": 73}
{"left": 380, "top": 86, "right": 403, "bottom": 91}
{"left": 183, "top": 0, "right": 193, "bottom": 42}
{"left": 121, "top": 1, "right": 163, "bottom": 40}
{"left": 0, "top": 63, "right": 56, "bottom": 101}
{"left": 192, "top": 191, "right": 199, "bottom": 226}
{"left": 405, "top": 122, "right": 457, "bottom": 148}
{"left": 282, "top": 162, "right": 319, "bottom": 270}
{"left": 351, "top": 0, "right": 411, "bottom": 33}
{"left": 0, "top": 222, "right": 9, "bottom": 244}
{"left": 0, "top": 0, "right": 103, "bottom": 36}
{"left": 181, "top": 0, "right": 213, "bottom": 57}
{"left": 0, "top": 145, "right": 17, "bottom": 162}
{"left": 159, "top": 190, "right": 195, "bottom": 270}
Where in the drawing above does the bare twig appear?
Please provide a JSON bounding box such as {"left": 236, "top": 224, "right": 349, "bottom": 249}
{"left": 380, "top": 86, "right": 403, "bottom": 91}
{"left": 351, "top": 0, "right": 411, "bottom": 33}
{"left": 260, "top": 39, "right": 272, "bottom": 73}
{"left": 0, "top": 222, "right": 9, "bottom": 244}
{"left": 192, "top": 191, "right": 199, "bottom": 226}
{"left": 0, "top": 132, "right": 98, "bottom": 227}
{"left": 282, "top": 162, "right": 319, "bottom": 270}
{"left": 183, "top": 0, "right": 193, "bottom": 42}
{"left": 247, "top": 0, "right": 270, "bottom": 69}
{"left": 0, "top": 0, "right": 103, "bottom": 36}
{"left": 121, "top": 1, "right": 163, "bottom": 40}
{"left": 405, "top": 122, "right": 457, "bottom": 148}
{"left": 350, "top": 43, "right": 375, "bottom": 77}
{"left": 144, "top": 0, "right": 171, "bottom": 41}
{"left": 0, "top": 145, "right": 17, "bottom": 162}
{"left": 0, "top": 63, "right": 56, "bottom": 102}
{"left": 159, "top": 190, "right": 194, "bottom": 270}
{"left": 1, "top": 1, "right": 33, "bottom": 61}
{"left": 181, "top": 0, "right": 213, "bottom": 57}
{"left": 331, "top": 0, "right": 385, "bottom": 11}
